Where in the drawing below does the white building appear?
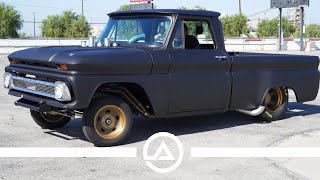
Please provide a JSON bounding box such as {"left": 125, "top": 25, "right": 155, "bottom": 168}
{"left": 90, "top": 25, "right": 105, "bottom": 37}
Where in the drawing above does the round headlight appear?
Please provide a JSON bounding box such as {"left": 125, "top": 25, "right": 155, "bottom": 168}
{"left": 3, "top": 73, "right": 12, "bottom": 89}
{"left": 54, "top": 83, "right": 64, "bottom": 99}
{"left": 54, "top": 81, "right": 71, "bottom": 101}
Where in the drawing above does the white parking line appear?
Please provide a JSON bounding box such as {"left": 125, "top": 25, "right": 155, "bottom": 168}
{"left": 0, "top": 147, "right": 137, "bottom": 158}
{"left": 3, "top": 147, "right": 320, "bottom": 158}
{"left": 191, "top": 148, "right": 320, "bottom": 158}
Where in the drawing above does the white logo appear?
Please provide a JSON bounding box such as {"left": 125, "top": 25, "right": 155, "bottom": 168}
{"left": 143, "top": 132, "right": 184, "bottom": 173}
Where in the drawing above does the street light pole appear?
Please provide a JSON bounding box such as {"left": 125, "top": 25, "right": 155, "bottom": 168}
{"left": 238, "top": 0, "right": 242, "bottom": 14}
{"left": 32, "top": 12, "right": 36, "bottom": 38}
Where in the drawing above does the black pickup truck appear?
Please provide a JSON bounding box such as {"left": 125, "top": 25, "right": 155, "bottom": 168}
{"left": 4, "top": 9, "right": 320, "bottom": 146}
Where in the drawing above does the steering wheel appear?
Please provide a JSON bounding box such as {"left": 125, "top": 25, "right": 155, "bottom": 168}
{"left": 129, "top": 34, "right": 145, "bottom": 44}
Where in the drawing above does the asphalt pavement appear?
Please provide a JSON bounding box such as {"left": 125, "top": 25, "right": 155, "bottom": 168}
{"left": 1, "top": 52, "right": 320, "bottom": 179}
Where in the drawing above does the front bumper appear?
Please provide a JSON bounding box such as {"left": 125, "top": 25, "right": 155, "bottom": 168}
{"left": 14, "top": 98, "right": 56, "bottom": 112}
{"left": 9, "top": 90, "right": 71, "bottom": 110}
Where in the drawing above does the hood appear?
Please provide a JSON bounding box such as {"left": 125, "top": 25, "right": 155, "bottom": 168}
{"left": 8, "top": 46, "right": 82, "bottom": 63}
{"left": 8, "top": 46, "right": 153, "bottom": 75}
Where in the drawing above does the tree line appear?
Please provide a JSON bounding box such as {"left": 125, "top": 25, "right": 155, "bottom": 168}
{"left": 1, "top": 2, "right": 320, "bottom": 39}
{"left": 0, "top": 2, "right": 90, "bottom": 38}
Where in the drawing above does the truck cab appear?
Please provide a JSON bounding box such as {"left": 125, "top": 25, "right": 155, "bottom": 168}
{"left": 98, "top": 9, "right": 231, "bottom": 114}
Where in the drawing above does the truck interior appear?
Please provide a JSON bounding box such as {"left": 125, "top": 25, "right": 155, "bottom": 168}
{"left": 173, "top": 19, "right": 216, "bottom": 49}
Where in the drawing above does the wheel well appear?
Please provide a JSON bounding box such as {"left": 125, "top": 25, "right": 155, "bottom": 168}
{"left": 260, "top": 87, "right": 298, "bottom": 105}
{"left": 93, "top": 83, "right": 154, "bottom": 116}
{"left": 287, "top": 88, "right": 298, "bottom": 102}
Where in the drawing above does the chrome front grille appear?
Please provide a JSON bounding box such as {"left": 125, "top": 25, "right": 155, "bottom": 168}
{"left": 10, "top": 75, "right": 55, "bottom": 99}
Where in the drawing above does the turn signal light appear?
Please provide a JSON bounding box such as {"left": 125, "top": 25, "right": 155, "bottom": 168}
{"left": 57, "top": 64, "right": 68, "bottom": 70}
{"left": 9, "top": 59, "right": 17, "bottom": 64}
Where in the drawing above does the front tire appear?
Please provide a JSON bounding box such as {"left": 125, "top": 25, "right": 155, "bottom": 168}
{"left": 258, "top": 87, "right": 289, "bottom": 121}
{"left": 30, "top": 110, "right": 71, "bottom": 129}
{"left": 82, "top": 96, "right": 133, "bottom": 147}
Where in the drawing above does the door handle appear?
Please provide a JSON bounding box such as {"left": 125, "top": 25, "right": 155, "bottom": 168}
{"left": 215, "top": 56, "right": 228, "bottom": 62}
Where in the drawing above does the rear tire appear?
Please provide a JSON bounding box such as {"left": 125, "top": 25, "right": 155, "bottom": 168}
{"left": 82, "top": 96, "right": 133, "bottom": 147}
{"left": 258, "top": 87, "right": 289, "bottom": 122}
{"left": 30, "top": 110, "right": 71, "bottom": 129}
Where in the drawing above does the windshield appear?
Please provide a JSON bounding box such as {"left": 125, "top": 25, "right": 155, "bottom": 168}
{"left": 98, "top": 16, "right": 172, "bottom": 47}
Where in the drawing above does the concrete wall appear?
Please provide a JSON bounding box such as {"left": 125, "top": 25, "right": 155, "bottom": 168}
{"left": 0, "top": 39, "right": 84, "bottom": 54}
{"left": 1, "top": 38, "right": 320, "bottom": 54}
{"left": 225, "top": 38, "right": 320, "bottom": 52}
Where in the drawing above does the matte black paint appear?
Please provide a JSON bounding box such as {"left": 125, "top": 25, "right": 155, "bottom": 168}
{"left": 9, "top": 46, "right": 153, "bottom": 75}
{"left": 230, "top": 53, "right": 319, "bottom": 110}
{"left": 5, "top": 9, "right": 320, "bottom": 118}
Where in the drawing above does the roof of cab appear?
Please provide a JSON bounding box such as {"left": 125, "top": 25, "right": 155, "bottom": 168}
{"left": 108, "top": 9, "right": 221, "bottom": 17}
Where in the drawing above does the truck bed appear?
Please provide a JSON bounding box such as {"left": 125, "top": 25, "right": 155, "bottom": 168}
{"left": 227, "top": 52, "right": 320, "bottom": 110}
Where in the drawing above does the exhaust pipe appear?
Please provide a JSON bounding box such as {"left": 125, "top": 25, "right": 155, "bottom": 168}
{"left": 81, "top": 37, "right": 111, "bottom": 48}
{"left": 88, "top": 36, "right": 96, "bottom": 47}
{"left": 104, "top": 38, "right": 112, "bottom": 47}
{"left": 81, "top": 40, "right": 87, "bottom": 47}
{"left": 237, "top": 106, "right": 265, "bottom": 116}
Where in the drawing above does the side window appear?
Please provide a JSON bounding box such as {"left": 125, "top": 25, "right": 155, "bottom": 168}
{"left": 172, "top": 19, "right": 216, "bottom": 49}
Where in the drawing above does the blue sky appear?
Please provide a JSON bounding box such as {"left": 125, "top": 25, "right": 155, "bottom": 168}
{"left": 2, "top": 0, "right": 320, "bottom": 36}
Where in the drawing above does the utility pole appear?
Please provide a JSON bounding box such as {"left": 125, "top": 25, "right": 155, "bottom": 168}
{"left": 81, "top": 0, "right": 84, "bottom": 16}
{"left": 278, "top": 8, "right": 282, "bottom": 51}
{"left": 238, "top": 0, "right": 242, "bottom": 14}
{"left": 32, "top": 12, "right": 36, "bottom": 38}
{"left": 300, "top": 7, "right": 304, "bottom": 51}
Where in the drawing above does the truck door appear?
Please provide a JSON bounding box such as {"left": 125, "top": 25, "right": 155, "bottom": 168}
{"left": 168, "top": 17, "right": 231, "bottom": 113}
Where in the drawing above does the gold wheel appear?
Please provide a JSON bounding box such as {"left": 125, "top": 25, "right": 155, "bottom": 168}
{"left": 31, "top": 110, "right": 71, "bottom": 129}
{"left": 265, "top": 87, "right": 283, "bottom": 112}
{"left": 93, "top": 105, "right": 126, "bottom": 140}
{"left": 40, "top": 112, "right": 65, "bottom": 123}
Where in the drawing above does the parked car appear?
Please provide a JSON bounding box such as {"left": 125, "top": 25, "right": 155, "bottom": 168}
{"left": 4, "top": 9, "right": 319, "bottom": 146}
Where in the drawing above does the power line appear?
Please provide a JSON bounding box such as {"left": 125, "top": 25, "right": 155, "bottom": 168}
{"left": 247, "top": 8, "right": 271, "bottom": 18}
{"left": 6, "top": 2, "right": 81, "bottom": 11}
